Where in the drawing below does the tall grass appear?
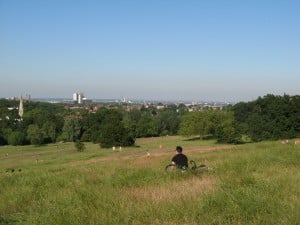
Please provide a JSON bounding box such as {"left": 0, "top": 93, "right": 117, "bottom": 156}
{"left": 0, "top": 137, "right": 299, "bottom": 225}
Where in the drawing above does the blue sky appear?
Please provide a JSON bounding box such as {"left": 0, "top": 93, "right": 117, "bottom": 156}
{"left": 0, "top": 0, "right": 299, "bottom": 102}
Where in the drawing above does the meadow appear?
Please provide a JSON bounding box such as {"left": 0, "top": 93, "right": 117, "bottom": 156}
{"left": 0, "top": 136, "right": 299, "bottom": 225}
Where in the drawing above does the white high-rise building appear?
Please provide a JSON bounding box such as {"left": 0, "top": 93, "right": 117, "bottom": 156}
{"left": 78, "top": 93, "right": 84, "bottom": 104}
{"left": 73, "top": 92, "right": 85, "bottom": 104}
{"left": 73, "top": 93, "right": 78, "bottom": 102}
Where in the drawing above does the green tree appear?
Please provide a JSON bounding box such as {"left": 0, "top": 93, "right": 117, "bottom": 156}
{"left": 98, "top": 109, "right": 135, "bottom": 148}
{"left": 213, "top": 111, "right": 240, "bottom": 143}
{"left": 8, "top": 131, "right": 26, "bottom": 146}
{"left": 22, "top": 102, "right": 64, "bottom": 140}
{"left": 42, "top": 121, "right": 56, "bottom": 143}
{"left": 81, "top": 108, "right": 109, "bottom": 143}
{"left": 0, "top": 129, "right": 5, "bottom": 145}
{"left": 27, "top": 124, "right": 44, "bottom": 145}
{"left": 232, "top": 94, "right": 300, "bottom": 142}
{"left": 122, "top": 109, "right": 142, "bottom": 138}
{"left": 179, "top": 110, "right": 239, "bottom": 143}
{"left": 136, "top": 115, "right": 159, "bottom": 137}
{"left": 179, "top": 111, "right": 211, "bottom": 138}
{"left": 61, "top": 118, "right": 82, "bottom": 142}
{"left": 157, "top": 109, "right": 180, "bottom": 135}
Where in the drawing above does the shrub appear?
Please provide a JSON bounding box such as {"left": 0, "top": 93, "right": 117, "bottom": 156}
{"left": 74, "top": 140, "right": 85, "bottom": 152}
{"left": 8, "top": 131, "right": 26, "bottom": 146}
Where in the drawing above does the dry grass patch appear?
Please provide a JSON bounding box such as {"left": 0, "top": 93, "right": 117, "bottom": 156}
{"left": 65, "top": 145, "right": 231, "bottom": 168}
{"left": 125, "top": 176, "right": 217, "bottom": 203}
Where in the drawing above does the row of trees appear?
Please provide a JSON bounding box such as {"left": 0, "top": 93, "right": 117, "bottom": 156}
{"left": 179, "top": 110, "right": 240, "bottom": 143}
{"left": 0, "top": 100, "right": 186, "bottom": 147}
{"left": 1, "top": 94, "right": 299, "bottom": 147}
{"left": 232, "top": 94, "right": 300, "bottom": 141}
{"left": 0, "top": 100, "right": 64, "bottom": 146}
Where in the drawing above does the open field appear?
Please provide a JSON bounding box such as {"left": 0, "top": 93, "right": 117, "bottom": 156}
{"left": 1, "top": 136, "right": 300, "bottom": 225}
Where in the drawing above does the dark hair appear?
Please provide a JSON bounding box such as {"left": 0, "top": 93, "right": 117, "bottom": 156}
{"left": 176, "top": 146, "right": 183, "bottom": 153}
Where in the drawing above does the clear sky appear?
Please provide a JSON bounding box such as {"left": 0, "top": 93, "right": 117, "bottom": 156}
{"left": 0, "top": 0, "right": 299, "bottom": 102}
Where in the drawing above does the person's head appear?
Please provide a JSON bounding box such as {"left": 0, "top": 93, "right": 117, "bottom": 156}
{"left": 176, "top": 146, "right": 183, "bottom": 154}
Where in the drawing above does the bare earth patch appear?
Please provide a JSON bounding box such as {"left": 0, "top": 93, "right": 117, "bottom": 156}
{"left": 124, "top": 176, "right": 217, "bottom": 203}
{"left": 66, "top": 145, "right": 232, "bottom": 167}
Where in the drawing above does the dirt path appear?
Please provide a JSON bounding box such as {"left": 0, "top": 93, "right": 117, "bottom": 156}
{"left": 66, "top": 145, "right": 232, "bottom": 167}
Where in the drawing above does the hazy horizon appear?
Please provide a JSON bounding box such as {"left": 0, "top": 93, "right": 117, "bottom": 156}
{"left": 1, "top": 1, "right": 299, "bottom": 102}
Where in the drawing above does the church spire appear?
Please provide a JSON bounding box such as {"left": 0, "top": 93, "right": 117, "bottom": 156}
{"left": 18, "top": 96, "right": 24, "bottom": 118}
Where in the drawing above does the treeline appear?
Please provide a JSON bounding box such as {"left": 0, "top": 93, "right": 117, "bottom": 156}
{"left": 0, "top": 100, "right": 186, "bottom": 147}
{"left": 0, "top": 94, "right": 299, "bottom": 147}
{"left": 180, "top": 94, "right": 300, "bottom": 143}
{"left": 233, "top": 94, "right": 300, "bottom": 141}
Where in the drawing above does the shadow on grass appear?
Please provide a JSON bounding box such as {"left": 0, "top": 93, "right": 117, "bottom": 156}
{"left": 0, "top": 215, "right": 19, "bottom": 225}
{"left": 183, "top": 135, "right": 214, "bottom": 141}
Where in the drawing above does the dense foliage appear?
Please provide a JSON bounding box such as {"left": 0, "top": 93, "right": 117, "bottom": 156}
{"left": 1, "top": 94, "right": 299, "bottom": 147}
{"left": 178, "top": 110, "right": 241, "bottom": 143}
{"left": 0, "top": 100, "right": 183, "bottom": 147}
{"left": 232, "top": 94, "right": 300, "bottom": 141}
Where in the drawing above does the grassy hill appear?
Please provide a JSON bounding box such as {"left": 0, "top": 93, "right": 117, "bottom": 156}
{"left": 0, "top": 136, "right": 299, "bottom": 225}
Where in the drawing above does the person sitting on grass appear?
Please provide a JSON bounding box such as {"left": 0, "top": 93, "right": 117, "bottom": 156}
{"left": 171, "top": 146, "right": 188, "bottom": 169}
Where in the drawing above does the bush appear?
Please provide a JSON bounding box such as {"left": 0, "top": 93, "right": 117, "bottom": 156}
{"left": 27, "top": 124, "right": 44, "bottom": 146}
{"left": 8, "top": 131, "right": 26, "bottom": 146}
{"left": 74, "top": 140, "right": 85, "bottom": 152}
{"left": 99, "top": 121, "right": 135, "bottom": 148}
{"left": 0, "top": 133, "right": 7, "bottom": 145}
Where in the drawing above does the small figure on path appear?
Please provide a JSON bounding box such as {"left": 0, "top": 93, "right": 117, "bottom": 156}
{"left": 146, "top": 149, "right": 151, "bottom": 158}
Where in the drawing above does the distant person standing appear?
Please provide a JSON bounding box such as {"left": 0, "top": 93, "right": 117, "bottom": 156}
{"left": 171, "top": 146, "right": 188, "bottom": 169}
{"left": 146, "top": 149, "right": 151, "bottom": 158}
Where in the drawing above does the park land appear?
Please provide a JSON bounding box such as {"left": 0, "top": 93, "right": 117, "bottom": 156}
{"left": 1, "top": 136, "right": 300, "bottom": 225}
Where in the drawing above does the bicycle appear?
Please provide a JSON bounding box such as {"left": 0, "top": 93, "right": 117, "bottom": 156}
{"left": 165, "top": 160, "right": 208, "bottom": 173}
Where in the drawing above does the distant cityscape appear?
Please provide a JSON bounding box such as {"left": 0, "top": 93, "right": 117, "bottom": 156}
{"left": 4, "top": 92, "right": 236, "bottom": 111}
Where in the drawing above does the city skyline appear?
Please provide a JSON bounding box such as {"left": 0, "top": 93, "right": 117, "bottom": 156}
{"left": 0, "top": 1, "right": 299, "bottom": 102}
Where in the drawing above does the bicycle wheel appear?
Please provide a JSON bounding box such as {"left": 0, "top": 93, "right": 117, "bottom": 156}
{"left": 165, "top": 164, "right": 177, "bottom": 172}
{"left": 189, "top": 160, "right": 197, "bottom": 170}
{"left": 195, "top": 164, "right": 208, "bottom": 172}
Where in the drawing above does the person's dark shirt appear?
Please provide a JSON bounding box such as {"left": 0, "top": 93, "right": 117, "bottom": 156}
{"left": 172, "top": 153, "right": 188, "bottom": 168}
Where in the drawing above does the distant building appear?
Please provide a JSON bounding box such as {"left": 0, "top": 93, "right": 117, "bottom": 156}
{"left": 18, "top": 96, "right": 24, "bottom": 118}
{"left": 73, "top": 93, "right": 78, "bottom": 102}
{"left": 73, "top": 92, "right": 87, "bottom": 104}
